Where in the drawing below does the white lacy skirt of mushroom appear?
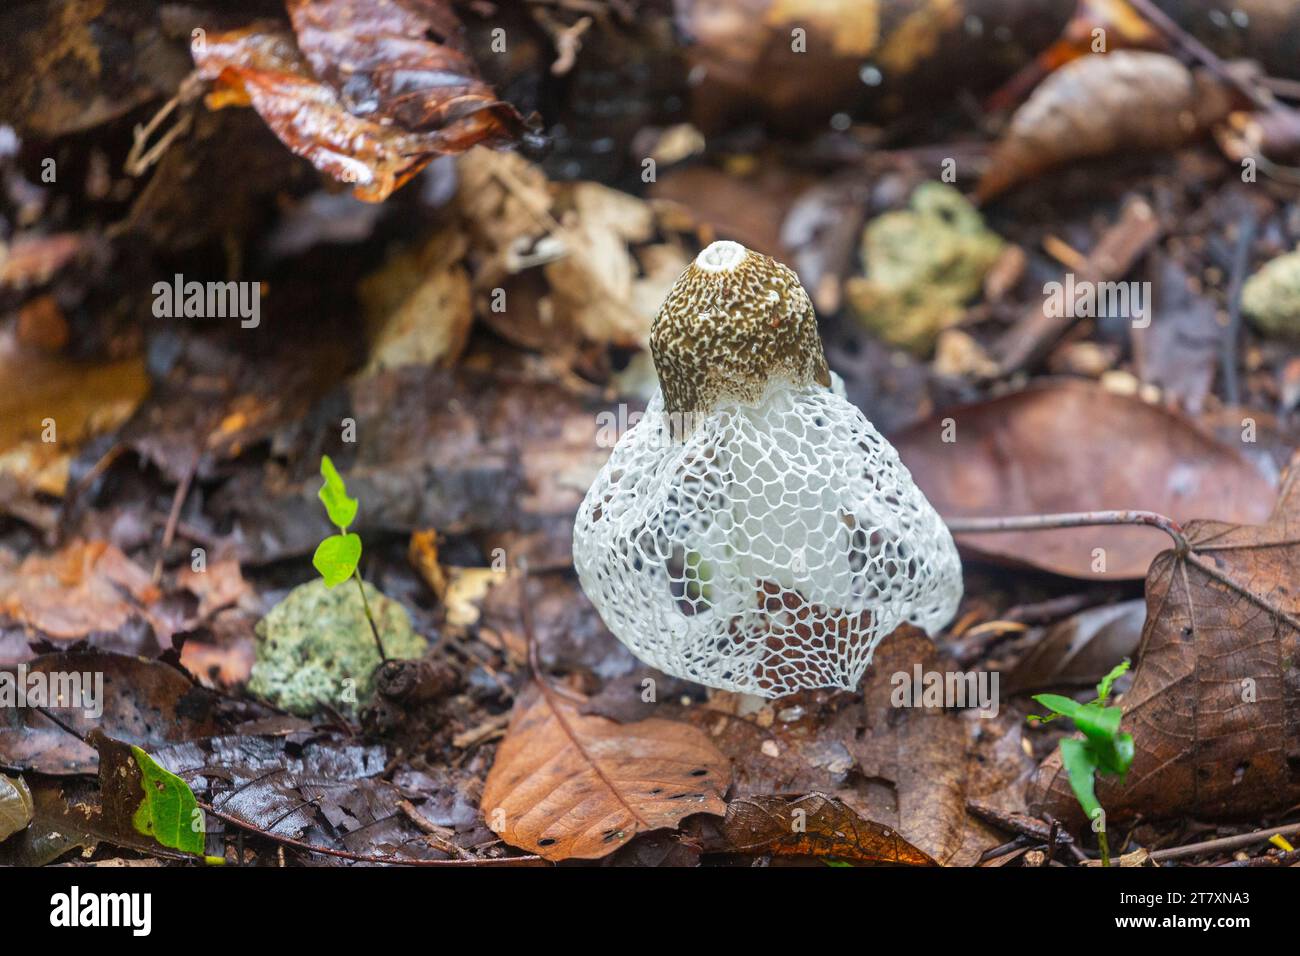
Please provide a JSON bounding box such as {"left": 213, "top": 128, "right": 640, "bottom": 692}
{"left": 573, "top": 374, "right": 963, "bottom": 698}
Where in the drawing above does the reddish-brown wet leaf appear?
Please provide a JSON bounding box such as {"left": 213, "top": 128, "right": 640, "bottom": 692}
{"left": 286, "top": 0, "right": 523, "bottom": 138}
{"left": 976, "top": 51, "right": 1232, "bottom": 201}
{"left": 723, "top": 792, "right": 937, "bottom": 865}
{"left": 481, "top": 681, "right": 729, "bottom": 861}
{"left": 193, "top": 25, "right": 432, "bottom": 202}
{"left": 894, "top": 379, "right": 1275, "bottom": 579}
{"left": 192, "top": 12, "right": 520, "bottom": 202}
{"left": 1030, "top": 460, "right": 1300, "bottom": 823}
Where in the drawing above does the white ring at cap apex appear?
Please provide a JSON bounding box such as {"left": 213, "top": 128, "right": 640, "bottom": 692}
{"left": 695, "top": 240, "right": 748, "bottom": 273}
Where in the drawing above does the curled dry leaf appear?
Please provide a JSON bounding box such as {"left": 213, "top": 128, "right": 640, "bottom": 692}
{"left": 1005, "top": 599, "right": 1146, "bottom": 695}
{"left": 1030, "top": 461, "right": 1300, "bottom": 823}
{"left": 723, "top": 792, "right": 937, "bottom": 865}
{"left": 358, "top": 228, "right": 472, "bottom": 374}
{"left": 193, "top": 9, "right": 521, "bottom": 203}
{"left": 481, "top": 681, "right": 730, "bottom": 861}
{"left": 977, "top": 51, "right": 1233, "bottom": 201}
{"left": 456, "top": 148, "right": 676, "bottom": 352}
{"left": 893, "top": 379, "right": 1275, "bottom": 578}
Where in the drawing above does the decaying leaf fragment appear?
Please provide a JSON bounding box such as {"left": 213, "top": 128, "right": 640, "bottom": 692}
{"left": 1030, "top": 461, "right": 1300, "bottom": 823}
{"left": 0, "top": 540, "right": 161, "bottom": 641}
{"left": 481, "top": 681, "right": 729, "bottom": 860}
{"left": 723, "top": 792, "right": 937, "bottom": 865}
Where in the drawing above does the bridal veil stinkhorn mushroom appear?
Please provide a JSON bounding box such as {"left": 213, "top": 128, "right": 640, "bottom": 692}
{"left": 573, "top": 240, "right": 962, "bottom": 697}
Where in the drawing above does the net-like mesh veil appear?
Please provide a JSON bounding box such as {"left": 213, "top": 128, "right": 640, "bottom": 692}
{"left": 574, "top": 376, "right": 962, "bottom": 697}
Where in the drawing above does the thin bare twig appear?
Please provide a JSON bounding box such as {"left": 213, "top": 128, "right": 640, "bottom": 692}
{"left": 944, "top": 509, "right": 1188, "bottom": 553}
{"left": 1126, "top": 0, "right": 1271, "bottom": 110}
{"left": 125, "top": 72, "right": 205, "bottom": 177}
{"left": 1150, "top": 821, "right": 1300, "bottom": 862}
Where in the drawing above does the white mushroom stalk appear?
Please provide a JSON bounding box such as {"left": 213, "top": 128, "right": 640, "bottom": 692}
{"left": 573, "top": 241, "right": 962, "bottom": 698}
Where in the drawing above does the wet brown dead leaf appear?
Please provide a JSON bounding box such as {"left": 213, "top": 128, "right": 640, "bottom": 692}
{"left": 481, "top": 681, "right": 730, "bottom": 860}
{"left": 193, "top": 10, "right": 521, "bottom": 203}
{"left": 1030, "top": 460, "right": 1300, "bottom": 823}
{"left": 894, "top": 379, "right": 1275, "bottom": 579}
{"left": 0, "top": 650, "right": 219, "bottom": 775}
{"left": 285, "top": 0, "right": 523, "bottom": 138}
{"left": 723, "top": 792, "right": 936, "bottom": 865}
{"left": 193, "top": 25, "right": 434, "bottom": 202}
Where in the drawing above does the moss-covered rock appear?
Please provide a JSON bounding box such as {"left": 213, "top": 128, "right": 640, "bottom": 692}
{"left": 846, "top": 182, "right": 1003, "bottom": 354}
{"left": 249, "top": 578, "right": 426, "bottom": 716}
{"left": 1242, "top": 249, "right": 1300, "bottom": 339}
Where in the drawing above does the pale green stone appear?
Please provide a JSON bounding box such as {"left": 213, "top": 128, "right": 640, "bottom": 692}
{"left": 249, "top": 578, "right": 426, "bottom": 716}
{"left": 1242, "top": 249, "right": 1300, "bottom": 340}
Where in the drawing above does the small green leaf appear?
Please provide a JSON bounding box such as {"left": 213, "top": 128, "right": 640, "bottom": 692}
{"left": 1058, "top": 737, "right": 1102, "bottom": 823}
{"left": 130, "top": 746, "right": 204, "bottom": 857}
{"left": 313, "top": 533, "right": 361, "bottom": 587}
{"left": 1095, "top": 658, "right": 1131, "bottom": 704}
{"left": 1094, "top": 730, "right": 1135, "bottom": 779}
{"left": 318, "top": 455, "right": 358, "bottom": 532}
{"left": 1032, "top": 693, "right": 1085, "bottom": 721}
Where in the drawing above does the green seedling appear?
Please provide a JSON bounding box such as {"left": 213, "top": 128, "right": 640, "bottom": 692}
{"left": 1030, "top": 659, "right": 1134, "bottom": 867}
{"left": 312, "top": 455, "right": 387, "bottom": 660}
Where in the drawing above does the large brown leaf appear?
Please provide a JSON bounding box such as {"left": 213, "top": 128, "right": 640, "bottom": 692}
{"left": 1030, "top": 461, "right": 1300, "bottom": 823}
{"left": 893, "top": 379, "right": 1275, "bottom": 579}
{"left": 481, "top": 681, "right": 729, "bottom": 861}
